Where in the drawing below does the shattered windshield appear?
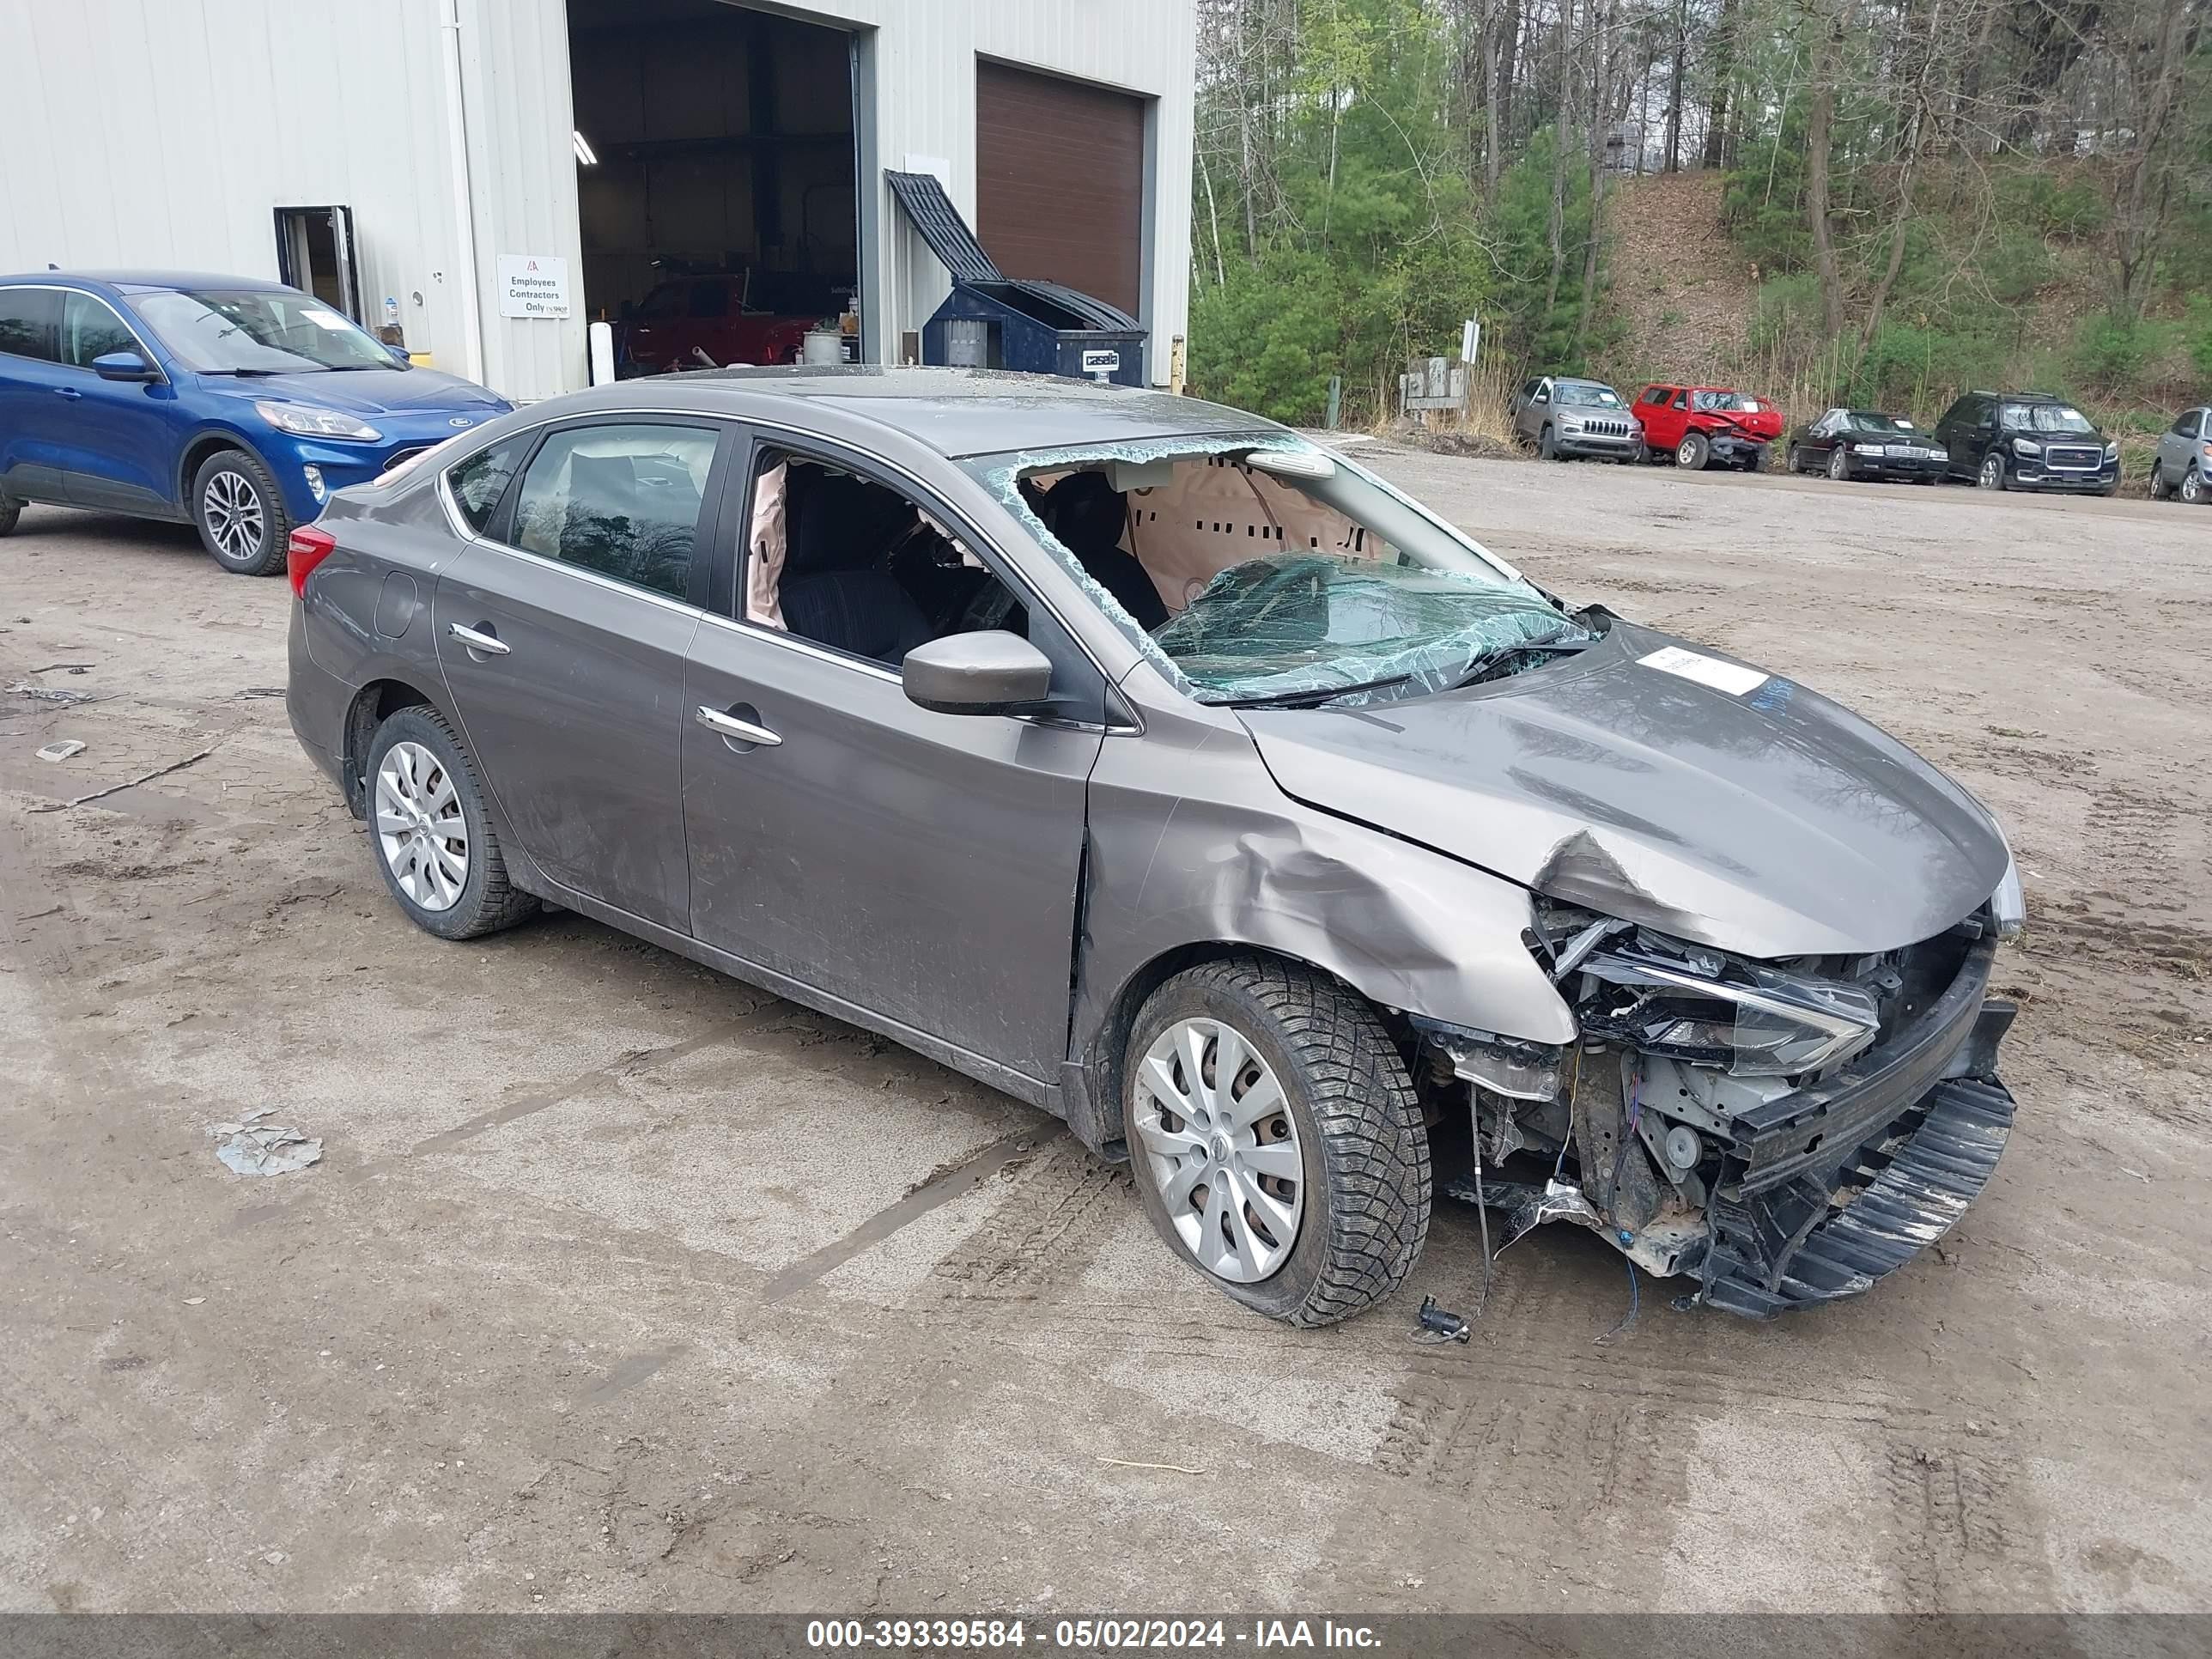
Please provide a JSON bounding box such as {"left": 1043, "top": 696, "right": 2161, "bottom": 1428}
{"left": 962, "top": 434, "right": 1589, "bottom": 708}
{"left": 1691, "top": 390, "right": 1758, "bottom": 412}
{"left": 1846, "top": 411, "right": 1916, "bottom": 433}
{"left": 2002, "top": 402, "right": 2095, "bottom": 434}
{"left": 1156, "top": 556, "right": 1586, "bottom": 705}
{"left": 1555, "top": 380, "right": 1622, "bottom": 407}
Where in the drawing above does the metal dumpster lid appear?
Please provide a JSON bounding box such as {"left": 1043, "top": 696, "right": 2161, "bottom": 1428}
{"left": 1009, "top": 278, "right": 1140, "bottom": 332}
{"left": 885, "top": 171, "right": 1001, "bottom": 286}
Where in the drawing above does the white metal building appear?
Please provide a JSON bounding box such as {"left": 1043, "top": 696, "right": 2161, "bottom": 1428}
{"left": 0, "top": 0, "right": 1194, "bottom": 403}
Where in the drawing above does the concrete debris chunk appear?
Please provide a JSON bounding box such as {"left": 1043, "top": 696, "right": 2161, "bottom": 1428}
{"left": 209, "top": 1108, "right": 323, "bottom": 1176}
{"left": 36, "top": 740, "right": 87, "bottom": 763}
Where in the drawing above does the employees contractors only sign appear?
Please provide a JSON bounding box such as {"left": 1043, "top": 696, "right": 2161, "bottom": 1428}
{"left": 495, "top": 255, "right": 570, "bottom": 319}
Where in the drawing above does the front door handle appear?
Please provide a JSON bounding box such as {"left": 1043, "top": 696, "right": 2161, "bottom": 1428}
{"left": 695, "top": 705, "right": 781, "bottom": 747}
{"left": 53, "top": 386, "right": 83, "bottom": 400}
{"left": 448, "top": 622, "right": 509, "bottom": 656}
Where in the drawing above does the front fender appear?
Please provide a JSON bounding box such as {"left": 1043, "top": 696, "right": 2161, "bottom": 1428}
{"left": 1075, "top": 708, "right": 1578, "bottom": 1074}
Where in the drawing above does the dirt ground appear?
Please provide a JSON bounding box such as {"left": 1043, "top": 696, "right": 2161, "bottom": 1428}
{"left": 3, "top": 448, "right": 2208, "bottom": 1619}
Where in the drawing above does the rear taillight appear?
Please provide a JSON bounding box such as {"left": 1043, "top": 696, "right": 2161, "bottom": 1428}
{"left": 288, "top": 524, "right": 338, "bottom": 599}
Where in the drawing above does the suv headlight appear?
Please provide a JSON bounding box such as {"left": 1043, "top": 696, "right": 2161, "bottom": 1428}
{"left": 2103, "top": 442, "right": 2120, "bottom": 462}
{"left": 2013, "top": 436, "right": 2043, "bottom": 455}
{"left": 255, "top": 400, "right": 383, "bottom": 442}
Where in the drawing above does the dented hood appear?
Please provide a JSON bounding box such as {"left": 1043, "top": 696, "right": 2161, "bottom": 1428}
{"left": 1237, "top": 622, "right": 2008, "bottom": 958}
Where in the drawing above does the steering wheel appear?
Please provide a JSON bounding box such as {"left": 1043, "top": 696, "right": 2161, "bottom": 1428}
{"left": 957, "top": 579, "right": 1022, "bottom": 635}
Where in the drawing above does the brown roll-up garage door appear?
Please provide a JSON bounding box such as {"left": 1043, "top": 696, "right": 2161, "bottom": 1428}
{"left": 975, "top": 61, "right": 1146, "bottom": 319}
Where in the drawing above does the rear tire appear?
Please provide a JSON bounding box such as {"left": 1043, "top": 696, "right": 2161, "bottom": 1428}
{"left": 0, "top": 494, "right": 20, "bottom": 537}
{"left": 1675, "top": 432, "right": 1709, "bottom": 470}
{"left": 363, "top": 705, "right": 539, "bottom": 941}
{"left": 191, "top": 447, "right": 292, "bottom": 575}
{"left": 2149, "top": 463, "right": 2170, "bottom": 501}
{"left": 1124, "top": 956, "right": 1430, "bottom": 1328}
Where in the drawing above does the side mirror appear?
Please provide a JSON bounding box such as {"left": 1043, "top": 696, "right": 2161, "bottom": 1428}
{"left": 91, "top": 350, "right": 159, "bottom": 383}
{"left": 386, "top": 343, "right": 412, "bottom": 368}
{"left": 902, "top": 630, "right": 1054, "bottom": 716}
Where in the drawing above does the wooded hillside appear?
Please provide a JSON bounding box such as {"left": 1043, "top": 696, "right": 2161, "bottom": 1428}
{"left": 1188, "top": 0, "right": 2212, "bottom": 427}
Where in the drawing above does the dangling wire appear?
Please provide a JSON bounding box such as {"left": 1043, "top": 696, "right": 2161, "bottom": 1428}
{"left": 1471, "top": 1142, "right": 1493, "bottom": 1319}
{"left": 1596, "top": 1255, "right": 1641, "bottom": 1345}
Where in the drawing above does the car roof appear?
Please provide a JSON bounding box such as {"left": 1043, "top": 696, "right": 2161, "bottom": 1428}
{"left": 0, "top": 270, "right": 296, "bottom": 294}
{"left": 555, "top": 366, "right": 1285, "bottom": 460}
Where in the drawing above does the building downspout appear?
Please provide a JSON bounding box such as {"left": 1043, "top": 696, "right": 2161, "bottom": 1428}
{"left": 439, "top": 0, "right": 487, "bottom": 386}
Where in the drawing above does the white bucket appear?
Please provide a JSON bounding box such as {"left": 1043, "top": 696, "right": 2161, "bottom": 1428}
{"left": 801, "top": 330, "right": 843, "bottom": 365}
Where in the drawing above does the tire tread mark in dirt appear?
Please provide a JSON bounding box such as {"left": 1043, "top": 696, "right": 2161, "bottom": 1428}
{"left": 1883, "top": 1439, "right": 2052, "bottom": 1613}
{"left": 927, "top": 1141, "right": 1133, "bottom": 1303}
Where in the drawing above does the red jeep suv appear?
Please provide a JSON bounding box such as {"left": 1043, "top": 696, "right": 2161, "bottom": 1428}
{"left": 1633, "top": 384, "right": 1785, "bottom": 471}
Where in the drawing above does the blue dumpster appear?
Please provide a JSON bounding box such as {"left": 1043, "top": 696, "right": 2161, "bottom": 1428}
{"left": 887, "top": 170, "right": 1147, "bottom": 388}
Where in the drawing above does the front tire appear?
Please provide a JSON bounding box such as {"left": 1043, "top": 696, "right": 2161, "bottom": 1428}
{"left": 0, "top": 494, "right": 20, "bottom": 537}
{"left": 1675, "top": 432, "right": 1709, "bottom": 470}
{"left": 1539, "top": 423, "right": 1558, "bottom": 461}
{"left": 191, "top": 448, "right": 292, "bottom": 575}
{"left": 1978, "top": 452, "right": 2008, "bottom": 491}
{"left": 2184, "top": 466, "right": 2206, "bottom": 506}
{"left": 1827, "top": 447, "right": 1850, "bottom": 483}
{"left": 1124, "top": 957, "right": 1430, "bottom": 1328}
{"left": 364, "top": 705, "right": 538, "bottom": 941}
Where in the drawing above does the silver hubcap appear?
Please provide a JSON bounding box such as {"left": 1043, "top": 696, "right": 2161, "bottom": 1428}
{"left": 1677, "top": 439, "right": 1698, "bottom": 466}
{"left": 1133, "top": 1018, "right": 1304, "bottom": 1284}
{"left": 374, "top": 741, "right": 469, "bottom": 911}
{"left": 2186, "top": 472, "right": 2203, "bottom": 502}
{"left": 204, "top": 470, "right": 264, "bottom": 561}
{"left": 1830, "top": 451, "right": 1845, "bottom": 478}
{"left": 1981, "top": 456, "right": 2001, "bottom": 488}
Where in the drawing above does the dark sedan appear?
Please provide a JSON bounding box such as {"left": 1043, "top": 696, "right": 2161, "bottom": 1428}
{"left": 1786, "top": 409, "right": 1946, "bottom": 483}
{"left": 285, "top": 367, "right": 2023, "bottom": 1328}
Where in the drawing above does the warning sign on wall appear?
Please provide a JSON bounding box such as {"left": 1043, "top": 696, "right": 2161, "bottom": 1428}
{"left": 495, "top": 255, "right": 571, "bottom": 319}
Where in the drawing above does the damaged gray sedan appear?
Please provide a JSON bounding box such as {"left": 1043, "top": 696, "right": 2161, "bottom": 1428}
{"left": 285, "top": 368, "right": 2022, "bottom": 1327}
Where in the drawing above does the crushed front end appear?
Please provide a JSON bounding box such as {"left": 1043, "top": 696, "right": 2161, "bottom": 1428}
{"left": 1426, "top": 901, "right": 2020, "bottom": 1317}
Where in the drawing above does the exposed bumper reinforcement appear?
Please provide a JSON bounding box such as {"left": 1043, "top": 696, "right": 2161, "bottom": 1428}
{"left": 1695, "top": 1075, "right": 2014, "bottom": 1316}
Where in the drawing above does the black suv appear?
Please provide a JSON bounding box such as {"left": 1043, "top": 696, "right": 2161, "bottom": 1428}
{"left": 1932, "top": 392, "right": 2119, "bottom": 495}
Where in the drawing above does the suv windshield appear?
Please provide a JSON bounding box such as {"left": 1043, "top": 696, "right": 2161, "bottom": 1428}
{"left": 131, "top": 289, "right": 398, "bottom": 374}
{"left": 965, "top": 438, "right": 1590, "bottom": 708}
{"left": 1555, "top": 380, "right": 1622, "bottom": 408}
{"left": 2002, "top": 402, "right": 2095, "bottom": 434}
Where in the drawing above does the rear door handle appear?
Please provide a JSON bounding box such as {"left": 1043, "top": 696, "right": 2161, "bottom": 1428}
{"left": 53, "top": 386, "right": 82, "bottom": 400}
{"left": 696, "top": 705, "right": 781, "bottom": 746}
{"left": 447, "top": 622, "right": 509, "bottom": 656}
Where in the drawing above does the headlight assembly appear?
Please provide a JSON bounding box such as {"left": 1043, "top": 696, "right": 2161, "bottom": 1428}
{"left": 255, "top": 400, "right": 383, "bottom": 442}
{"left": 1573, "top": 939, "right": 1881, "bottom": 1076}
{"left": 1991, "top": 838, "right": 2025, "bottom": 941}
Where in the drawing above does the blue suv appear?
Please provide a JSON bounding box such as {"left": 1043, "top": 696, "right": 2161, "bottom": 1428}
{"left": 0, "top": 271, "right": 512, "bottom": 574}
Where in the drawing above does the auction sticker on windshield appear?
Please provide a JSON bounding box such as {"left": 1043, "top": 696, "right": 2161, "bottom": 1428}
{"left": 1639, "top": 644, "right": 1769, "bottom": 696}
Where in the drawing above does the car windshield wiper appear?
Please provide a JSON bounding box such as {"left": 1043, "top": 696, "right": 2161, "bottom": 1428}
{"left": 1449, "top": 632, "right": 1592, "bottom": 691}
{"left": 1220, "top": 673, "right": 1413, "bottom": 709}
{"left": 210, "top": 366, "right": 317, "bottom": 377}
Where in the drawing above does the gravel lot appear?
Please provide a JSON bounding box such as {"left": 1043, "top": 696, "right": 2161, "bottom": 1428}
{"left": 3, "top": 448, "right": 2207, "bottom": 1617}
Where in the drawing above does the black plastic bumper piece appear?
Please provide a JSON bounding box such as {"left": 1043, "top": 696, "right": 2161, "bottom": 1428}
{"left": 1695, "top": 1075, "right": 2014, "bottom": 1317}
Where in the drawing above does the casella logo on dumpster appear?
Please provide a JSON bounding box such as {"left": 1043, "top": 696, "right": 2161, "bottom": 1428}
{"left": 1081, "top": 349, "right": 1120, "bottom": 378}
